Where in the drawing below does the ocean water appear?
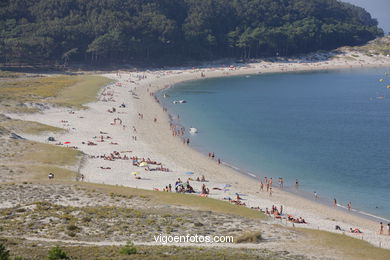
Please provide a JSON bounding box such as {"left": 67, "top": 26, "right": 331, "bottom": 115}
{"left": 158, "top": 67, "right": 390, "bottom": 219}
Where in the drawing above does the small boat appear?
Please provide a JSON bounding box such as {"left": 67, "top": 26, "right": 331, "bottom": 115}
{"left": 189, "top": 127, "right": 198, "bottom": 134}
{"left": 179, "top": 100, "right": 187, "bottom": 103}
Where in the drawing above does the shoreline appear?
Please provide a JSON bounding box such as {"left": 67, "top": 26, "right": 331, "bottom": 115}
{"left": 155, "top": 70, "right": 390, "bottom": 225}
{"left": 7, "top": 53, "right": 390, "bottom": 249}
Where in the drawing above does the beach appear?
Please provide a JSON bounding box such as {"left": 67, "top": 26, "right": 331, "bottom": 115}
{"left": 7, "top": 51, "right": 390, "bottom": 250}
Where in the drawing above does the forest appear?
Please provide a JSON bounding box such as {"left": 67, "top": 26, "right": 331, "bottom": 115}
{"left": 0, "top": 0, "right": 384, "bottom": 65}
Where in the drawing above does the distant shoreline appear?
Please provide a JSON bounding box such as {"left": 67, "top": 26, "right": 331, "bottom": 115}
{"left": 153, "top": 64, "right": 390, "bottom": 224}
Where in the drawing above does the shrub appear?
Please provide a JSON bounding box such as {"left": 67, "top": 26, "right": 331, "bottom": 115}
{"left": 47, "top": 246, "right": 68, "bottom": 260}
{"left": 235, "top": 231, "right": 263, "bottom": 243}
{"left": 119, "top": 241, "right": 137, "bottom": 255}
{"left": 0, "top": 243, "right": 10, "bottom": 260}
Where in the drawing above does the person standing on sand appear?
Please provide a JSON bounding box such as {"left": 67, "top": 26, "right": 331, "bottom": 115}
{"left": 388, "top": 223, "right": 390, "bottom": 236}
{"left": 334, "top": 198, "right": 337, "bottom": 207}
{"left": 347, "top": 202, "right": 352, "bottom": 211}
{"left": 269, "top": 187, "right": 272, "bottom": 197}
{"left": 380, "top": 222, "right": 383, "bottom": 235}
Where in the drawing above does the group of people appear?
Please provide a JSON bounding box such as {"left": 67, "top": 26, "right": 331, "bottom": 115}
{"left": 379, "top": 222, "right": 390, "bottom": 236}
{"left": 174, "top": 178, "right": 196, "bottom": 193}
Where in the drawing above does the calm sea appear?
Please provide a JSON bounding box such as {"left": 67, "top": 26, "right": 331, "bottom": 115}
{"left": 158, "top": 67, "right": 390, "bottom": 219}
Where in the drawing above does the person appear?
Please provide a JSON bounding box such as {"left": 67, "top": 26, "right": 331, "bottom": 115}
{"left": 380, "top": 222, "right": 383, "bottom": 235}
{"left": 335, "top": 225, "right": 342, "bottom": 231}
{"left": 334, "top": 198, "right": 337, "bottom": 207}
{"left": 48, "top": 173, "right": 54, "bottom": 179}
{"left": 347, "top": 202, "right": 352, "bottom": 211}
{"left": 295, "top": 179, "right": 299, "bottom": 188}
{"left": 314, "top": 191, "right": 318, "bottom": 200}
{"left": 269, "top": 187, "right": 272, "bottom": 197}
{"left": 388, "top": 223, "right": 390, "bottom": 236}
{"left": 350, "top": 228, "right": 362, "bottom": 233}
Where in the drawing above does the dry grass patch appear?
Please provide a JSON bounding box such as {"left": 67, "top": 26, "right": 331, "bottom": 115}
{"left": 79, "top": 183, "right": 266, "bottom": 220}
{"left": 20, "top": 141, "right": 82, "bottom": 166}
{"left": 236, "top": 231, "right": 263, "bottom": 243}
{"left": 300, "top": 229, "right": 390, "bottom": 260}
{"left": 0, "top": 75, "right": 112, "bottom": 111}
{"left": 52, "top": 75, "right": 112, "bottom": 108}
{"left": 0, "top": 117, "right": 63, "bottom": 135}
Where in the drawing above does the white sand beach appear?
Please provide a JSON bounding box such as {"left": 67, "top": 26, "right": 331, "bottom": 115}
{"left": 8, "top": 51, "right": 390, "bottom": 249}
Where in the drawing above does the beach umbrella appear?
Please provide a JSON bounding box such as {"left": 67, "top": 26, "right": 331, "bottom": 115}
{"left": 184, "top": 171, "right": 194, "bottom": 175}
{"left": 139, "top": 162, "right": 148, "bottom": 167}
{"left": 64, "top": 141, "right": 71, "bottom": 144}
{"left": 131, "top": 171, "right": 140, "bottom": 175}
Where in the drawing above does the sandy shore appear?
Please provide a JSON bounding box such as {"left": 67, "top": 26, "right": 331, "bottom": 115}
{"left": 8, "top": 51, "right": 390, "bottom": 249}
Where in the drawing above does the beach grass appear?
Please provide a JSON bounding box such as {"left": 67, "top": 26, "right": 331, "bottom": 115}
{"left": 0, "top": 118, "right": 63, "bottom": 135}
{"left": 0, "top": 75, "right": 112, "bottom": 111}
{"left": 300, "top": 229, "right": 390, "bottom": 260}
{"left": 28, "top": 165, "right": 78, "bottom": 181}
{"left": 1, "top": 238, "right": 298, "bottom": 260}
{"left": 20, "top": 141, "right": 82, "bottom": 166}
{"left": 52, "top": 75, "right": 112, "bottom": 108}
{"left": 79, "top": 182, "right": 266, "bottom": 220}
{"left": 0, "top": 70, "right": 25, "bottom": 78}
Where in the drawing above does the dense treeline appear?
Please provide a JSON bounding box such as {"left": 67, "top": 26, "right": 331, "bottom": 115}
{"left": 0, "top": 0, "right": 384, "bottom": 65}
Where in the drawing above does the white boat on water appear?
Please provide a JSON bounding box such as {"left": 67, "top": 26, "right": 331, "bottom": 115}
{"left": 173, "top": 100, "right": 187, "bottom": 104}
{"left": 189, "top": 127, "right": 198, "bottom": 134}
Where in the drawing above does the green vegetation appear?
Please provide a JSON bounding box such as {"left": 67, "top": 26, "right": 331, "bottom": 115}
{"left": 47, "top": 246, "right": 68, "bottom": 260}
{"left": 119, "top": 241, "right": 137, "bottom": 255}
{"left": 0, "top": 75, "right": 111, "bottom": 110}
{"left": 0, "top": 139, "right": 81, "bottom": 182}
{"left": 345, "top": 35, "right": 390, "bottom": 56}
{"left": 52, "top": 75, "right": 112, "bottom": 108}
{"left": 0, "top": 70, "right": 25, "bottom": 78}
{"left": 0, "top": 243, "right": 10, "bottom": 260}
{"left": 0, "top": 117, "right": 63, "bottom": 135}
{"left": 80, "top": 183, "right": 266, "bottom": 220}
{"left": 1, "top": 238, "right": 306, "bottom": 260}
{"left": 20, "top": 141, "right": 81, "bottom": 166}
{"left": 300, "top": 229, "right": 390, "bottom": 260}
{"left": 236, "top": 231, "right": 263, "bottom": 243}
{"left": 0, "top": 0, "right": 383, "bottom": 64}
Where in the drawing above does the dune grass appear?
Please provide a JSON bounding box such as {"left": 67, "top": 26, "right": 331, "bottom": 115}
{"left": 19, "top": 141, "right": 82, "bottom": 166}
{"left": 1, "top": 238, "right": 292, "bottom": 260}
{"left": 0, "top": 118, "right": 63, "bottom": 135}
{"left": 0, "top": 70, "right": 25, "bottom": 78}
{"left": 0, "top": 75, "right": 112, "bottom": 110}
{"left": 8, "top": 165, "right": 78, "bottom": 182}
{"left": 52, "top": 75, "right": 112, "bottom": 108}
{"left": 299, "top": 228, "right": 390, "bottom": 260}
{"left": 78, "top": 182, "right": 266, "bottom": 220}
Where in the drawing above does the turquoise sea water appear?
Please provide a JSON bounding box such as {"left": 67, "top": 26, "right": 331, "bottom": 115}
{"left": 158, "top": 67, "right": 390, "bottom": 219}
